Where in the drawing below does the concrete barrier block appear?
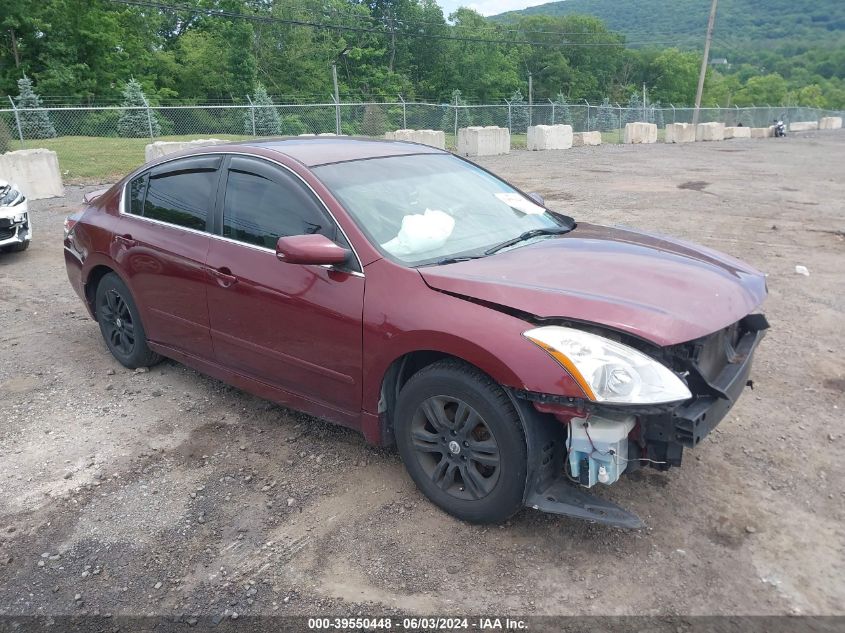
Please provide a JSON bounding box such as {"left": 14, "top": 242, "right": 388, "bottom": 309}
{"left": 384, "top": 129, "right": 446, "bottom": 149}
{"left": 526, "top": 124, "right": 573, "bottom": 150}
{"left": 145, "top": 138, "right": 228, "bottom": 163}
{"left": 664, "top": 123, "right": 696, "bottom": 143}
{"left": 572, "top": 131, "right": 602, "bottom": 147}
{"left": 789, "top": 121, "right": 818, "bottom": 132}
{"left": 724, "top": 126, "right": 751, "bottom": 140}
{"left": 456, "top": 126, "right": 510, "bottom": 156}
{"left": 750, "top": 126, "right": 774, "bottom": 138}
{"left": 0, "top": 148, "right": 63, "bottom": 200}
{"left": 419, "top": 130, "right": 446, "bottom": 149}
{"left": 819, "top": 117, "right": 842, "bottom": 130}
{"left": 623, "top": 122, "right": 658, "bottom": 144}
{"left": 695, "top": 122, "right": 725, "bottom": 142}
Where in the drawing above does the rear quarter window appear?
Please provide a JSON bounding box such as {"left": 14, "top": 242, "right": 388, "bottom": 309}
{"left": 128, "top": 173, "right": 147, "bottom": 215}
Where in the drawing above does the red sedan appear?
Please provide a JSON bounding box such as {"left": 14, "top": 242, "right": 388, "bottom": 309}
{"left": 64, "top": 138, "right": 767, "bottom": 527}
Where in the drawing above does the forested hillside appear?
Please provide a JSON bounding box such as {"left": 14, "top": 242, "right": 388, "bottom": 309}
{"left": 493, "top": 0, "right": 845, "bottom": 109}
{"left": 495, "top": 0, "right": 845, "bottom": 51}
{"left": 1, "top": 0, "right": 843, "bottom": 109}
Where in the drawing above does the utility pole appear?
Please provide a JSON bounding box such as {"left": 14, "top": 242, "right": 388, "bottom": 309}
{"left": 692, "top": 0, "right": 718, "bottom": 127}
{"left": 642, "top": 83, "right": 646, "bottom": 121}
{"left": 528, "top": 72, "right": 533, "bottom": 127}
{"left": 332, "top": 62, "right": 341, "bottom": 135}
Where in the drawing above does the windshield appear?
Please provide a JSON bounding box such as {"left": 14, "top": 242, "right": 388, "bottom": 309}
{"left": 313, "top": 154, "right": 573, "bottom": 266}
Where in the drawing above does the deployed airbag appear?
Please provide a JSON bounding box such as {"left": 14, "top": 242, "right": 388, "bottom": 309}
{"left": 382, "top": 209, "right": 455, "bottom": 257}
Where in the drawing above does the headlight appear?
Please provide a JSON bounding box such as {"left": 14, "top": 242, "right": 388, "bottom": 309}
{"left": 0, "top": 186, "right": 21, "bottom": 207}
{"left": 523, "top": 325, "right": 692, "bottom": 404}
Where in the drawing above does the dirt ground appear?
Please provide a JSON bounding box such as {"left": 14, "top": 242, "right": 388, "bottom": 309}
{"left": 1, "top": 132, "right": 843, "bottom": 621}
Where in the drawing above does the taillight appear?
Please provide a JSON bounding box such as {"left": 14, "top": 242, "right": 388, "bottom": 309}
{"left": 64, "top": 213, "right": 80, "bottom": 238}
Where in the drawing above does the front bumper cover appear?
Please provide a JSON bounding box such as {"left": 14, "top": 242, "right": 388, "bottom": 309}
{"left": 0, "top": 200, "right": 32, "bottom": 248}
{"left": 510, "top": 314, "right": 768, "bottom": 528}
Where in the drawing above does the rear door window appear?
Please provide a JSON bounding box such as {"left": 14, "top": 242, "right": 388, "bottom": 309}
{"left": 141, "top": 156, "right": 221, "bottom": 231}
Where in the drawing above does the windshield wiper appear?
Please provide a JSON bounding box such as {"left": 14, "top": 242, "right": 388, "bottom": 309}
{"left": 427, "top": 255, "right": 485, "bottom": 266}
{"left": 484, "top": 226, "right": 572, "bottom": 256}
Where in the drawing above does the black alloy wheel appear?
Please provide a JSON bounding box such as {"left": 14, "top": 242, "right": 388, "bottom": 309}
{"left": 99, "top": 288, "right": 136, "bottom": 357}
{"left": 395, "top": 359, "right": 527, "bottom": 524}
{"left": 95, "top": 272, "right": 162, "bottom": 369}
{"left": 410, "top": 395, "right": 501, "bottom": 501}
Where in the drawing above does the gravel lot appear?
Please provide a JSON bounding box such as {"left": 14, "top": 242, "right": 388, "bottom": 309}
{"left": 1, "top": 133, "right": 843, "bottom": 621}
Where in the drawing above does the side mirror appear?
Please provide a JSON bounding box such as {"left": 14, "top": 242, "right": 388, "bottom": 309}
{"left": 275, "top": 234, "right": 350, "bottom": 266}
{"left": 527, "top": 192, "right": 545, "bottom": 206}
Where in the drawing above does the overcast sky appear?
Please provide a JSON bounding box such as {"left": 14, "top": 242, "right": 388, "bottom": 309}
{"left": 437, "top": 0, "right": 552, "bottom": 17}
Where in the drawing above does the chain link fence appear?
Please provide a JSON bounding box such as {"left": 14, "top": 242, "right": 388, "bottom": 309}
{"left": 0, "top": 99, "right": 842, "bottom": 182}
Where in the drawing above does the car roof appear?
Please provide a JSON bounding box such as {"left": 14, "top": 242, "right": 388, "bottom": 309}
{"left": 235, "top": 136, "right": 446, "bottom": 167}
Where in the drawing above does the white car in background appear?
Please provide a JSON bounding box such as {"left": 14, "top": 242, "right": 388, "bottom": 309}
{"left": 0, "top": 179, "right": 31, "bottom": 252}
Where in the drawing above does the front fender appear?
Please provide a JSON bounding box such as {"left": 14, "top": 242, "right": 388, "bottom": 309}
{"left": 361, "top": 260, "right": 587, "bottom": 413}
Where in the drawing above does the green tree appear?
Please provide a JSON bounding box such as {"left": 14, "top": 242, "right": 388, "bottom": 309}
{"left": 553, "top": 92, "right": 572, "bottom": 125}
{"left": 360, "top": 104, "right": 388, "bottom": 136}
{"left": 118, "top": 78, "right": 160, "bottom": 138}
{"left": 793, "top": 84, "right": 825, "bottom": 108}
{"left": 15, "top": 76, "right": 56, "bottom": 139}
{"left": 442, "top": 8, "right": 520, "bottom": 102}
{"left": 246, "top": 84, "right": 280, "bottom": 136}
{"left": 0, "top": 117, "right": 12, "bottom": 153}
{"left": 652, "top": 103, "right": 665, "bottom": 127}
{"left": 597, "top": 98, "right": 616, "bottom": 132}
{"left": 733, "top": 73, "right": 789, "bottom": 106}
{"left": 625, "top": 91, "right": 643, "bottom": 123}
{"left": 648, "top": 48, "right": 701, "bottom": 106}
{"left": 440, "top": 89, "right": 472, "bottom": 132}
{"left": 516, "top": 14, "right": 625, "bottom": 102}
{"left": 508, "top": 89, "right": 529, "bottom": 133}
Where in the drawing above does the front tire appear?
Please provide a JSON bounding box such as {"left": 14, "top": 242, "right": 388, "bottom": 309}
{"left": 395, "top": 360, "right": 527, "bottom": 523}
{"left": 95, "top": 272, "right": 162, "bottom": 369}
{"left": 3, "top": 240, "right": 29, "bottom": 253}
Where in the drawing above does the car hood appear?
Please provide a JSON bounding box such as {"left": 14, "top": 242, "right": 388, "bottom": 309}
{"left": 418, "top": 223, "right": 767, "bottom": 347}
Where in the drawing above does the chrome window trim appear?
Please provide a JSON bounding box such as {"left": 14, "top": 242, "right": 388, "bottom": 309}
{"left": 119, "top": 151, "right": 365, "bottom": 276}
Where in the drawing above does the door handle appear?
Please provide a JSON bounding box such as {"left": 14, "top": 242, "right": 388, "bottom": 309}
{"left": 114, "top": 234, "right": 136, "bottom": 247}
{"left": 210, "top": 266, "right": 238, "bottom": 288}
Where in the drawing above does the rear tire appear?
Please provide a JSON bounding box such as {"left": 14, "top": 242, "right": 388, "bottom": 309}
{"left": 95, "top": 272, "right": 162, "bottom": 369}
{"left": 394, "top": 359, "right": 527, "bottom": 524}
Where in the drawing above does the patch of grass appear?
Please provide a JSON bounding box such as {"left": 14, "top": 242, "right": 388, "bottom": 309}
{"left": 23, "top": 134, "right": 252, "bottom": 184}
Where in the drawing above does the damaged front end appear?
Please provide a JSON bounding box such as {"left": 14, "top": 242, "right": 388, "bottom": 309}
{"left": 0, "top": 180, "right": 31, "bottom": 251}
{"left": 512, "top": 313, "right": 769, "bottom": 529}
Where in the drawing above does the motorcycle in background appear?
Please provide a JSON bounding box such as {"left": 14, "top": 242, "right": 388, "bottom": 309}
{"left": 773, "top": 118, "right": 786, "bottom": 137}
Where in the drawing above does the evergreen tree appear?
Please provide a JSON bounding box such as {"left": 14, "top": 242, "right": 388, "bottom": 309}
{"left": 652, "top": 103, "right": 666, "bottom": 128}
{"left": 625, "top": 91, "right": 644, "bottom": 124}
{"left": 0, "top": 116, "right": 13, "bottom": 154}
{"left": 245, "top": 84, "right": 280, "bottom": 136}
{"left": 15, "top": 76, "right": 56, "bottom": 139}
{"left": 553, "top": 92, "right": 572, "bottom": 126}
{"left": 118, "top": 79, "right": 161, "bottom": 138}
{"left": 508, "top": 89, "right": 529, "bottom": 133}
{"left": 360, "top": 104, "right": 387, "bottom": 136}
{"left": 597, "top": 98, "right": 617, "bottom": 132}
{"left": 440, "top": 89, "right": 471, "bottom": 132}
